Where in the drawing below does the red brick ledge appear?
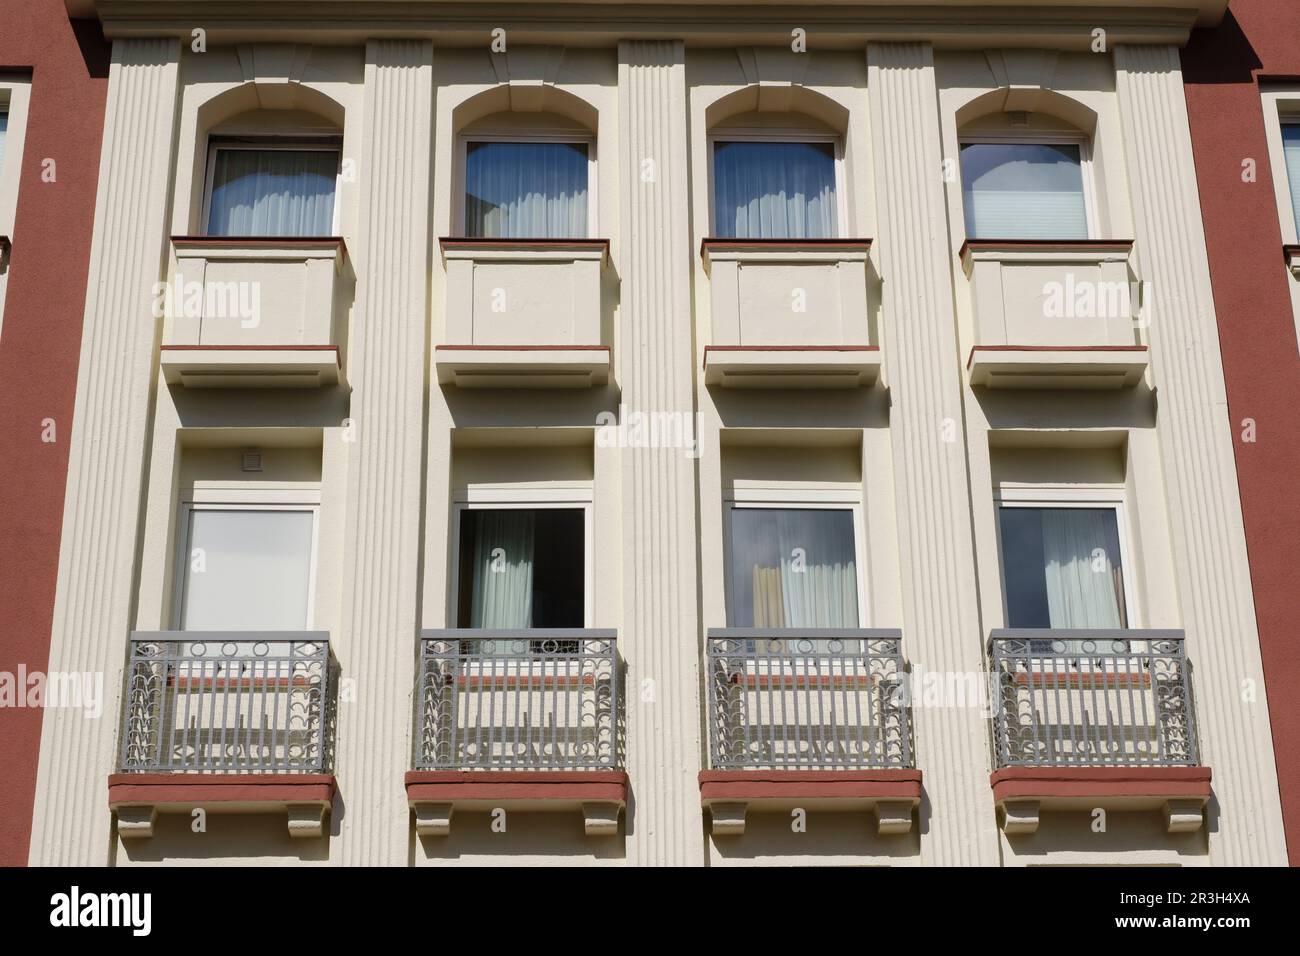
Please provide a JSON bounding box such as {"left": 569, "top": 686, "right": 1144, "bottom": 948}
{"left": 698, "top": 770, "right": 921, "bottom": 835}
{"left": 990, "top": 765, "right": 1211, "bottom": 802}
{"left": 990, "top": 766, "right": 1211, "bottom": 834}
{"left": 107, "top": 773, "right": 337, "bottom": 840}
{"left": 405, "top": 769, "right": 628, "bottom": 804}
{"left": 699, "top": 768, "right": 922, "bottom": 802}
{"left": 108, "top": 772, "right": 337, "bottom": 808}
{"left": 405, "top": 770, "right": 628, "bottom": 837}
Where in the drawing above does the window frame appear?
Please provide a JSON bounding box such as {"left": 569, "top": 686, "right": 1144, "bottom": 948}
{"left": 992, "top": 484, "right": 1141, "bottom": 631}
{"left": 722, "top": 486, "right": 867, "bottom": 628}
{"left": 956, "top": 130, "right": 1100, "bottom": 242}
{"left": 201, "top": 137, "right": 344, "bottom": 237}
{"left": 454, "top": 130, "right": 598, "bottom": 240}
{"left": 450, "top": 485, "right": 595, "bottom": 628}
{"left": 706, "top": 126, "right": 848, "bottom": 240}
{"left": 171, "top": 486, "right": 322, "bottom": 631}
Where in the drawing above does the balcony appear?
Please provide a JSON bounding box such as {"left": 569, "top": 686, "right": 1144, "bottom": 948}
{"left": 988, "top": 629, "right": 1210, "bottom": 834}
{"left": 159, "top": 237, "right": 351, "bottom": 388}
{"left": 407, "top": 629, "right": 625, "bottom": 836}
{"left": 435, "top": 239, "right": 611, "bottom": 389}
{"left": 962, "top": 240, "right": 1148, "bottom": 389}
{"left": 701, "top": 629, "right": 920, "bottom": 835}
{"left": 701, "top": 239, "right": 881, "bottom": 389}
{"left": 110, "top": 632, "right": 337, "bottom": 838}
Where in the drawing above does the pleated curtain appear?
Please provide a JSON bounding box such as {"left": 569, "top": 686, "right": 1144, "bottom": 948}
{"left": 960, "top": 142, "right": 1088, "bottom": 240}
{"left": 713, "top": 140, "right": 838, "bottom": 239}
{"left": 464, "top": 141, "right": 589, "bottom": 238}
{"left": 207, "top": 148, "right": 339, "bottom": 237}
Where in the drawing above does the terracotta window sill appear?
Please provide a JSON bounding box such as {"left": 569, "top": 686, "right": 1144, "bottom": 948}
{"left": 990, "top": 765, "right": 1212, "bottom": 834}
{"left": 108, "top": 772, "right": 337, "bottom": 839}
{"left": 698, "top": 769, "right": 922, "bottom": 836}
{"left": 405, "top": 770, "right": 628, "bottom": 837}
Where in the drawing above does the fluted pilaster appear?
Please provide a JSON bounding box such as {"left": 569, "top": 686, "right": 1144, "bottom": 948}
{"left": 1115, "top": 44, "right": 1286, "bottom": 866}
{"left": 617, "top": 39, "right": 704, "bottom": 866}
{"left": 334, "top": 38, "right": 433, "bottom": 866}
{"left": 28, "top": 38, "right": 181, "bottom": 865}
{"left": 866, "top": 42, "right": 997, "bottom": 866}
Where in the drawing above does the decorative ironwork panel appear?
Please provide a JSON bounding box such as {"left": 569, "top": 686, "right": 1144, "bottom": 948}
{"left": 415, "top": 630, "right": 620, "bottom": 770}
{"left": 706, "top": 630, "right": 912, "bottom": 770}
{"left": 989, "top": 629, "right": 1199, "bottom": 768}
{"left": 118, "top": 633, "right": 333, "bottom": 774}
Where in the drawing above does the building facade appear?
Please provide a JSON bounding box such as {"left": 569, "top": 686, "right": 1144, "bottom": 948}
{"left": 8, "top": 0, "right": 1291, "bottom": 866}
{"left": 1182, "top": 0, "right": 1300, "bottom": 868}
{"left": 0, "top": 1, "right": 110, "bottom": 867}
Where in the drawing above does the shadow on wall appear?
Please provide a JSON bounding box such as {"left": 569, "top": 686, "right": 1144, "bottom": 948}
{"left": 112, "top": 812, "right": 333, "bottom": 865}
{"left": 1182, "top": 10, "right": 1262, "bottom": 87}
{"left": 708, "top": 810, "right": 922, "bottom": 865}
{"left": 414, "top": 810, "right": 628, "bottom": 864}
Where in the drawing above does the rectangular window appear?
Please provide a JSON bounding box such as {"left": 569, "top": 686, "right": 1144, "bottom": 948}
{"left": 464, "top": 141, "right": 589, "bottom": 239}
{"left": 206, "top": 144, "right": 339, "bottom": 237}
{"left": 960, "top": 141, "right": 1088, "bottom": 240}
{"left": 712, "top": 140, "right": 838, "bottom": 239}
{"left": 998, "top": 504, "right": 1128, "bottom": 630}
{"left": 727, "top": 507, "right": 859, "bottom": 628}
{"left": 0, "top": 111, "right": 7, "bottom": 179}
{"left": 178, "top": 507, "right": 316, "bottom": 630}
{"left": 456, "top": 508, "right": 585, "bottom": 629}
{"left": 1283, "top": 124, "right": 1300, "bottom": 240}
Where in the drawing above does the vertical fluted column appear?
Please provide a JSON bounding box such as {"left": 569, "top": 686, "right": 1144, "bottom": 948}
{"left": 1115, "top": 44, "right": 1286, "bottom": 866}
{"left": 617, "top": 39, "right": 704, "bottom": 866}
{"left": 334, "top": 39, "right": 432, "bottom": 866}
{"left": 27, "top": 38, "right": 181, "bottom": 865}
{"left": 866, "top": 42, "right": 997, "bottom": 866}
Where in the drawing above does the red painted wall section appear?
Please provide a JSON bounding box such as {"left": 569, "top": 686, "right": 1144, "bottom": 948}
{"left": 0, "top": 2, "right": 109, "bottom": 866}
{"left": 1182, "top": 0, "right": 1300, "bottom": 866}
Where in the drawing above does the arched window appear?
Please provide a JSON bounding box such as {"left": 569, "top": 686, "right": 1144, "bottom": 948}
{"left": 958, "top": 114, "right": 1096, "bottom": 241}
{"left": 457, "top": 111, "right": 595, "bottom": 239}
{"left": 201, "top": 109, "right": 343, "bottom": 237}
{"left": 708, "top": 111, "right": 844, "bottom": 240}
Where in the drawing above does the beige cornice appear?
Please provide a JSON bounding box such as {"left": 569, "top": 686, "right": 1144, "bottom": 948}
{"left": 67, "top": 2, "right": 1227, "bottom": 50}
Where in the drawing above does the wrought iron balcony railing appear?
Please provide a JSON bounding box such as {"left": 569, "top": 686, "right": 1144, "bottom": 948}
{"left": 989, "top": 629, "right": 1199, "bottom": 768}
{"left": 415, "top": 629, "right": 620, "bottom": 771}
{"left": 706, "top": 628, "right": 912, "bottom": 771}
{"left": 118, "top": 632, "right": 335, "bottom": 774}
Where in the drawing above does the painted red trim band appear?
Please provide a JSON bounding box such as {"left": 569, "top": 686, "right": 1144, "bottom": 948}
{"left": 989, "top": 766, "right": 1212, "bottom": 803}
{"left": 958, "top": 238, "right": 1135, "bottom": 258}
{"left": 698, "top": 769, "right": 922, "bottom": 802}
{"left": 966, "top": 345, "right": 1149, "bottom": 370}
{"left": 700, "top": 237, "right": 873, "bottom": 256}
{"left": 435, "top": 344, "right": 610, "bottom": 352}
{"left": 405, "top": 770, "right": 629, "bottom": 804}
{"left": 107, "top": 773, "right": 338, "bottom": 807}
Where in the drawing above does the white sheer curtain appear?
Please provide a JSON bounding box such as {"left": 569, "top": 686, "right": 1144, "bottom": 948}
{"left": 180, "top": 509, "right": 315, "bottom": 631}
{"left": 731, "top": 508, "right": 858, "bottom": 628}
{"left": 1284, "top": 126, "right": 1300, "bottom": 237}
{"left": 469, "top": 510, "right": 536, "bottom": 629}
{"left": 465, "top": 141, "right": 589, "bottom": 238}
{"left": 1040, "top": 508, "right": 1125, "bottom": 628}
{"left": 960, "top": 142, "right": 1088, "bottom": 240}
{"left": 713, "top": 141, "right": 838, "bottom": 239}
{"left": 207, "top": 147, "right": 339, "bottom": 237}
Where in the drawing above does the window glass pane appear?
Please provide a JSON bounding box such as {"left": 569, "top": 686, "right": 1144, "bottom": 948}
{"left": 713, "top": 140, "right": 838, "bottom": 239}
{"left": 207, "top": 147, "right": 338, "bottom": 237}
{"left": 0, "top": 112, "right": 8, "bottom": 179}
{"left": 1283, "top": 125, "right": 1300, "bottom": 236}
{"left": 181, "top": 509, "right": 314, "bottom": 630}
{"left": 998, "top": 506, "right": 1127, "bottom": 629}
{"left": 465, "top": 141, "right": 589, "bottom": 238}
{"left": 961, "top": 142, "right": 1087, "bottom": 240}
{"left": 728, "top": 508, "right": 858, "bottom": 628}
{"left": 457, "top": 508, "right": 585, "bottom": 628}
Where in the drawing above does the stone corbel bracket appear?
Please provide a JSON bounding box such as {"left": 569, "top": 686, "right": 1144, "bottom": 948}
{"left": 985, "top": 49, "right": 1061, "bottom": 114}
{"left": 236, "top": 43, "right": 313, "bottom": 110}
